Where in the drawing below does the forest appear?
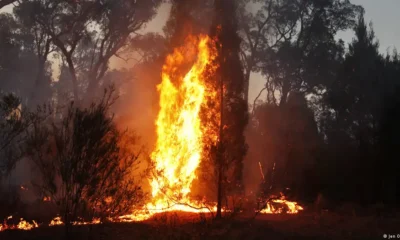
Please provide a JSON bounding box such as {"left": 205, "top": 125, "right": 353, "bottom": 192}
{"left": 0, "top": 0, "right": 399, "bottom": 239}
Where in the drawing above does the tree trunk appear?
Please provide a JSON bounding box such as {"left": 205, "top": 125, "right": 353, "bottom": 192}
{"left": 29, "top": 59, "right": 46, "bottom": 107}
{"left": 84, "top": 74, "right": 99, "bottom": 105}
{"left": 0, "top": 0, "right": 16, "bottom": 10}
{"left": 279, "top": 80, "right": 290, "bottom": 107}
{"left": 216, "top": 148, "right": 223, "bottom": 218}
{"left": 65, "top": 57, "right": 79, "bottom": 102}
{"left": 216, "top": 47, "right": 224, "bottom": 219}
{"left": 244, "top": 69, "right": 251, "bottom": 104}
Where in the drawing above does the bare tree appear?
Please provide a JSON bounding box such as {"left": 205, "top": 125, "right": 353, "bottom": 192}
{"left": 21, "top": 0, "right": 161, "bottom": 102}
{"left": 238, "top": 0, "right": 298, "bottom": 103}
{"left": 0, "top": 0, "right": 17, "bottom": 10}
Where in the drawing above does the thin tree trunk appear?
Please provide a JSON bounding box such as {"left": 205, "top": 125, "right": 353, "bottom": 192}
{"left": 216, "top": 70, "right": 224, "bottom": 219}
{"left": 244, "top": 69, "right": 251, "bottom": 103}
{"left": 65, "top": 57, "right": 79, "bottom": 102}
{"left": 0, "top": 0, "right": 16, "bottom": 9}
{"left": 29, "top": 59, "right": 46, "bottom": 107}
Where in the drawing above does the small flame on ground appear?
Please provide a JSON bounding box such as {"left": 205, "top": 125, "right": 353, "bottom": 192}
{"left": 72, "top": 218, "right": 101, "bottom": 226}
{"left": 43, "top": 196, "right": 51, "bottom": 202}
{"left": 260, "top": 199, "right": 304, "bottom": 214}
{"left": 49, "top": 217, "right": 63, "bottom": 226}
{"left": 0, "top": 216, "right": 102, "bottom": 232}
{"left": 0, "top": 217, "right": 39, "bottom": 231}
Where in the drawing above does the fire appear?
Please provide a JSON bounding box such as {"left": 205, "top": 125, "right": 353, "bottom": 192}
{"left": 0, "top": 216, "right": 102, "bottom": 232}
{"left": 0, "top": 35, "right": 220, "bottom": 229}
{"left": 72, "top": 218, "right": 101, "bottom": 226}
{"left": 0, "top": 216, "right": 39, "bottom": 231}
{"left": 49, "top": 217, "right": 63, "bottom": 226}
{"left": 260, "top": 198, "right": 304, "bottom": 214}
{"left": 0, "top": 34, "right": 304, "bottom": 233}
{"left": 43, "top": 196, "right": 51, "bottom": 202}
{"left": 48, "top": 216, "right": 101, "bottom": 226}
{"left": 121, "top": 35, "right": 220, "bottom": 221}
{"left": 149, "top": 34, "right": 218, "bottom": 208}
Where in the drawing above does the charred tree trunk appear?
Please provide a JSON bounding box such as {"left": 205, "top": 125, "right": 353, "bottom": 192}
{"left": 213, "top": 0, "right": 247, "bottom": 217}
{"left": 216, "top": 69, "right": 224, "bottom": 219}
{"left": 244, "top": 69, "right": 251, "bottom": 104}
{"left": 30, "top": 38, "right": 51, "bottom": 107}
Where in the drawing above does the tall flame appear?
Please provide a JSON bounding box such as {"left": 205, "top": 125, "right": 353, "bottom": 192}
{"left": 119, "top": 35, "right": 220, "bottom": 222}
{"left": 149, "top": 35, "right": 218, "bottom": 207}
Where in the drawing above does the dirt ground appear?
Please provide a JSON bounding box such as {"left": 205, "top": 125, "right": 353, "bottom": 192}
{"left": 1, "top": 211, "right": 399, "bottom": 240}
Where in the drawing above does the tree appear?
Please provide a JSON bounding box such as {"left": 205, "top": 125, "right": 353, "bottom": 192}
{"left": 318, "top": 13, "right": 392, "bottom": 204}
{"left": 212, "top": 0, "right": 248, "bottom": 218}
{"left": 25, "top": 90, "right": 144, "bottom": 233}
{"left": 0, "top": 94, "right": 24, "bottom": 177}
{"left": 19, "top": 0, "right": 162, "bottom": 102}
{"left": 0, "top": 13, "right": 51, "bottom": 105}
{"left": 164, "top": 0, "right": 214, "bottom": 47}
{"left": 13, "top": 4, "right": 54, "bottom": 107}
{"left": 379, "top": 84, "right": 400, "bottom": 204}
{"left": 238, "top": 0, "right": 298, "bottom": 102}
{"left": 238, "top": 0, "right": 362, "bottom": 104}
{"left": 0, "top": 0, "right": 16, "bottom": 9}
{"left": 252, "top": 92, "right": 320, "bottom": 202}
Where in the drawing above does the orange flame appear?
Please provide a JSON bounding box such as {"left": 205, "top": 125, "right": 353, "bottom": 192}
{"left": 260, "top": 198, "right": 304, "bottom": 214}
{"left": 150, "top": 34, "right": 218, "bottom": 207}
{"left": 43, "top": 196, "right": 51, "bottom": 202}
{"left": 121, "top": 35, "right": 220, "bottom": 221}
{"left": 49, "top": 217, "right": 63, "bottom": 226}
{"left": 0, "top": 217, "right": 39, "bottom": 231}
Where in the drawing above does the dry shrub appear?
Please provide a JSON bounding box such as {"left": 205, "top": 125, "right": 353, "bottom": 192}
{"left": 25, "top": 90, "right": 145, "bottom": 228}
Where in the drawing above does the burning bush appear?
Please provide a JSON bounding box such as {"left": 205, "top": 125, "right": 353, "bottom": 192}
{"left": 25, "top": 90, "right": 144, "bottom": 227}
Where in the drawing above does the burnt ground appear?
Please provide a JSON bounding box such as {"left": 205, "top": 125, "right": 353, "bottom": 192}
{"left": 1, "top": 210, "right": 399, "bottom": 240}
